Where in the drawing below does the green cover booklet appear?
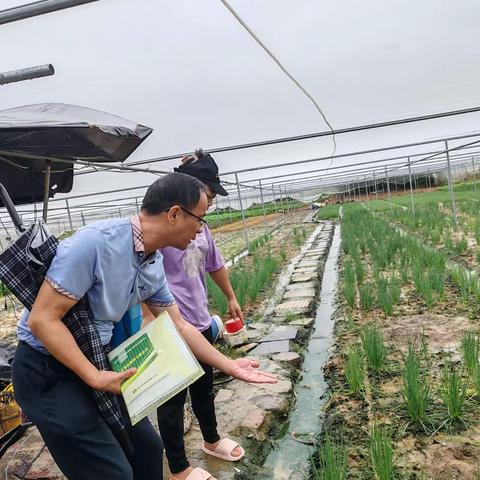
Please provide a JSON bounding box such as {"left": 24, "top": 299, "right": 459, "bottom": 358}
{"left": 108, "top": 311, "right": 204, "bottom": 425}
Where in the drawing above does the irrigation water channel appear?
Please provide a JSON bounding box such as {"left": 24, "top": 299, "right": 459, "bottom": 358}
{"left": 261, "top": 224, "right": 341, "bottom": 480}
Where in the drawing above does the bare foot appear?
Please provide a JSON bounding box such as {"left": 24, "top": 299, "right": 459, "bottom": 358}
{"left": 204, "top": 439, "right": 242, "bottom": 457}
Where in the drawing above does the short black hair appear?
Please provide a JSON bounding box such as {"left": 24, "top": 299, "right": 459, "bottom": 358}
{"left": 141, "top": 172, "right": 205, "bottom": 215}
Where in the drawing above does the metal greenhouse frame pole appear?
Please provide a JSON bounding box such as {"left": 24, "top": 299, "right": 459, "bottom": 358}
{"left": 407, "top": 157, "right": 415, "bottom": 217}
{"left": 0, "top": 0, "right": 98, "bottom": 25}
{"left": 472, "top": 157, "right": 477, "bottom": 192}
{"left": 271, "top": 184, "right": 278, "bottom": 213}
{"left": 235, "top": 173, "right": 249, "bottom": 251}
{"left": 258, "top": 179, "right": 266, "bottom": 221}
{"left": 444, "top": 140, "right": 458, "bottom": 225}
{"left": 0, "top": 64, "right": 55, "bottom": 85}
{"left": 385, "top": 166, "right": 392, "bottom": 210}
{"left": 123, "top": 106, "right": 480, "bottom": 170}
{"left": 364, "top": 175, "right": 369, "bottom": 205}
{"left": 65, "top": 198, "right": 73, "bottom": 231}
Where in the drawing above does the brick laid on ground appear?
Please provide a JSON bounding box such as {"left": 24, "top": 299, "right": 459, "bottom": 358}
{"left": 248, "top": 322, "right": 270, "bottom": 330}
{"left": 250, "top": 339, "right": 290, "bottom": 355}
{"left": 283, "top": 288, "right": 316, "bottom": 300}
{"left": 293, "top": 266, "right": 318, "bottom": 274}
{"left": 247, "top": 329, "right": 264, "bottom": 341}
{"left": 286, "top": 281, "right": 316, "bottom": 291}
{"left": 290, "top": 317, "right": 314, "bottom": 327}
{"left": 234, "top": 406, "right": 271, "bottom": 440}
{"left": 272, "top": 351, "right": 301, "bottom": 365}
{"left": 250, "top": 394, "right": 288, "bottom": 412}
{"left": 297, "top": 260, "right": 318, "bottom": 268}
{"left": 292, "top": 272, "right": 317, "bottom": 282}
{"left": 305, "top": 247, "right": 325, "bottom": 253}
{"left": 304, "top": 250, "right": 326, "bottom": 256}
{"left": 260, "top": 326, "right": 299, "bottom": 342}
{"left": 275, "top": 299, "right": 311, "bottom": 315}
{"left": 305, "top": 247, "right": 326, "bottom": 253}
{"left": 303, "top": 252, "right": 325, "bottom": 259}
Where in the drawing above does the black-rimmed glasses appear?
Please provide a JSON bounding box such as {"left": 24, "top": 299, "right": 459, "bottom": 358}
{"left": 164, "top": 207, "right": 207, "bottom": 227}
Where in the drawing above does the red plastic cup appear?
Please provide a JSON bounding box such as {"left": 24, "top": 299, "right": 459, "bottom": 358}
{"left": 225, "top": 318, "right": 244, "bottom": 334}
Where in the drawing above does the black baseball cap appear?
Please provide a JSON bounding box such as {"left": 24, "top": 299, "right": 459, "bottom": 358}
{"left": 174, "top": 151, "right": 228, "bottom": 196}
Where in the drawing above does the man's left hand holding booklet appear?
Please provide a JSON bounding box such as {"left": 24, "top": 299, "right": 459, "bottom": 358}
{"left": 108, "top": 311, "right": 204, "bottom": 425}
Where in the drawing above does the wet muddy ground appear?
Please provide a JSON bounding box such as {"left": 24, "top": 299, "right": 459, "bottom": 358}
{"left": 320, "top": 212, "right": 480, "bottom": 479}
{"left": 213, "top": 213, "right": 293, "bottom": 262}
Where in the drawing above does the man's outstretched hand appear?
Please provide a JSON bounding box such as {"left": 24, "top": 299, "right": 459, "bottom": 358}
{"left": 228, "top": 358, "right": 277, "bottom": 384}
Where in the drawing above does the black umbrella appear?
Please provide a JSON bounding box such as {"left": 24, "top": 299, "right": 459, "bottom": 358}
{"left": 0, "top": 104, "right": 152, "bottom": 453}
{"left": 0, "top": 103, "right": 152, "bottom": 220}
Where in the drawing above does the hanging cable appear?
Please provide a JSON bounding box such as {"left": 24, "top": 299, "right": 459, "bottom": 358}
{"left": 218, "top": 0, "right": 337, "bottom": 166}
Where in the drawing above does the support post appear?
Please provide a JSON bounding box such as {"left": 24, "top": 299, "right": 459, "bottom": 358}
{"left": 272, "top": 184, "right": 278, "bottom": 213}
{"left": 385, "top": 166, "right": 392, "bottom": 209}
{"left": 42, "top": 160, "right": 51, "bottom": 222}
{"left": 65, "top": 198, "right": 73, "bottom": 232}
{"left": 259, "top": 179, "right": 266, "bottom": 221}
{"left": 235, "top": 173, "right": 250, "bottom": 251}
{"left": 227, "top": 196, "right": 233, "bottom": 223}
{"left": 364, "top": 175, "right": 370, "bottom": 205}
{"left": 215, "top": 197, "right": 221, "bottom": 226}
{"left": 407, "top": 157, "right": 415, "bottom": 217}
{"left": 289, "top": 187, "right": 294, "bottom": 221}
{"left": 444, "top": 140, "right": 458, "bottom": 225}
{"left": 472, "top": 156, "right": 477, "bottom": 192}
{"left": 280, "top": 186, "right": 286, "bottom": 213}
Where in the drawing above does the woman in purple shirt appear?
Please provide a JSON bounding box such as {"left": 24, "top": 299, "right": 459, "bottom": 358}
{"left": 147, "top": 150, "right": 244, "bottom": 480}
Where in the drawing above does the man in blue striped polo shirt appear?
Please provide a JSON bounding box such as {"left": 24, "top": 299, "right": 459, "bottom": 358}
{"left": 12, "top": 173, "right": 276, "bottom": 480}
